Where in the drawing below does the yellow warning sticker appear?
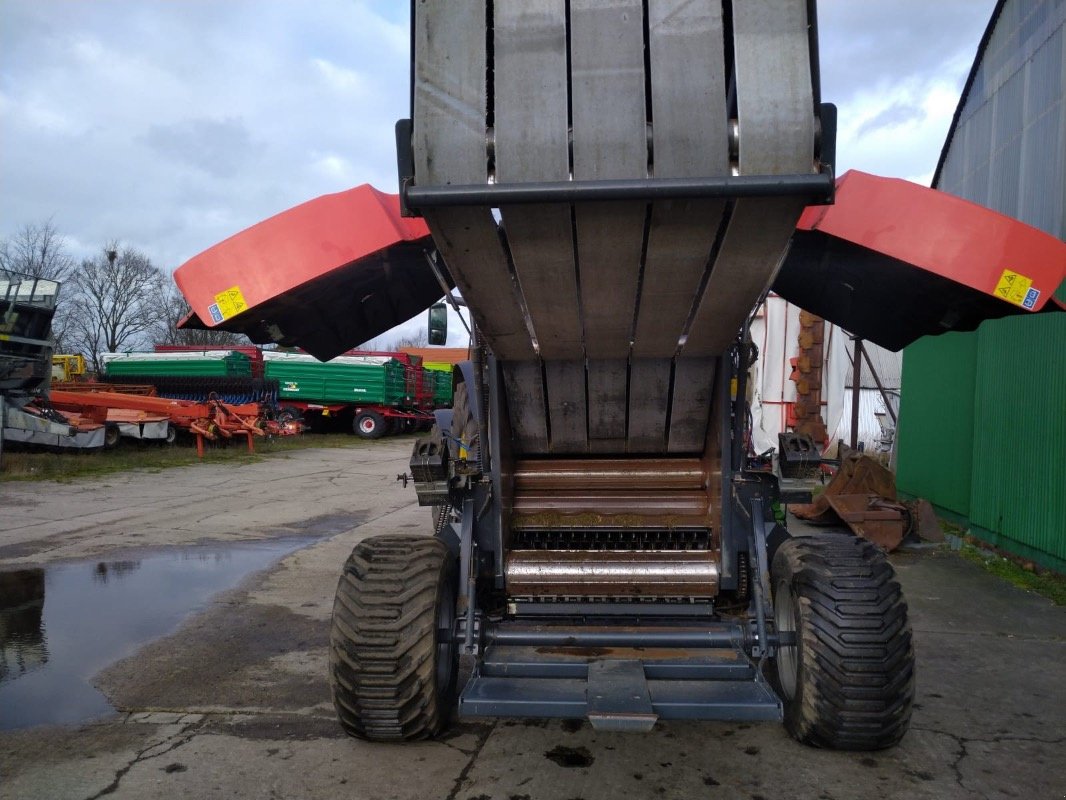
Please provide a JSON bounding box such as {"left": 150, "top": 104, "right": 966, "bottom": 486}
{"left": 212, "top": 285, "right": 248, "bottom": 320}
{"left": 993, "top": 269, "right": 1035, "bottom": 308}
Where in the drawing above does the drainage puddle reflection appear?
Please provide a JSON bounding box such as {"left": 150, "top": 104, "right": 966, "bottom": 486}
{"left": 0, "top": 538, "right": 310, "bottom": 730}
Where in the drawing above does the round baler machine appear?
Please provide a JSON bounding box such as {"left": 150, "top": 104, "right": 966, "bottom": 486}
{"left": 327, "top": 0, "right": 914, "bottom": 749}
{"left": 172, "top": 0, "right": 1066, "bottom": 753}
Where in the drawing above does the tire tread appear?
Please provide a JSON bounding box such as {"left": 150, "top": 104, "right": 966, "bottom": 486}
{"left": 773, "top": 534, "right": 915, "bottom": 750}
{"left": 329, "top": 534, "right": 452, "bottom": 741}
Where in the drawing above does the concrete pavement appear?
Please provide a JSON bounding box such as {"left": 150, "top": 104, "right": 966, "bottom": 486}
{"left": 1, "top": 440, "right": 1063, "bottom": 799}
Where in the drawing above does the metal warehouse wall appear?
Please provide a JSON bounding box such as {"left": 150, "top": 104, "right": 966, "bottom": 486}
{"left": 897, "top": 0, "right": 1066, "bottom": 570}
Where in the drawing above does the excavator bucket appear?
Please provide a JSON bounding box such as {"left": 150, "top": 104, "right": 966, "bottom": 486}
{"left": 174, "top": 184, "right": 439, "bottom": 360}
{"left": 774, "top": 170, "right": 1066, "bottom": 351}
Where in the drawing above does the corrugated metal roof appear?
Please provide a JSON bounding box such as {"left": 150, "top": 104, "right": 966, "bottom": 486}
{"left": 934, "top": 0, "right": 1066, "bottom": 245}
{"left": 932, "top": 0, "right": 1007, "bottom": 188}
{"left": 844, "top": 342, "right": 902, "bottom": 390}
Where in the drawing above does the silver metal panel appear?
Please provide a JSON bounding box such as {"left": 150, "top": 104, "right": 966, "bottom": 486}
{"left": 627, "top": 358, "right": 671, "bottom": 452}
{"left": 586, "top": 359, "right": 628, "bottom": 452}
{"left": 587, "top": 659, "right": 658, "bottom": 732}
{"left": 495, "top": 0, "right": 586, "bottom": 451}
{"left": 571, "top": 0, "right": 647, "bottom": 450}
{"left": 413, "top": 1, "right": 535, "bottom": 361}
{"left": 667, "top": 357, "right": 717, "bottom": 453}
{"left": 502, "top": 361, "right": 549, "bottom": 452}
{"left": 544, "top": 360, "right": 587, "bottom": 453}
{"left": 630, "top": 0, "right": 729, "bottom": 451}
{"left": 682, "top": 0, "right": 815, "bottom": 358}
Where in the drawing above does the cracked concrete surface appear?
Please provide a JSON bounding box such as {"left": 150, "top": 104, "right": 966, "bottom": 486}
{"left": 1, "top": 439, "right": 1064, "bottom": 799}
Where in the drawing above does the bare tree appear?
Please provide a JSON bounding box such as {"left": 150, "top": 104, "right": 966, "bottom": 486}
{"left": 390, "top": 329, "right": 429, "bottom": 350}
{"left": 66, "top": 244, "right": 170, "bottom": 373}
{"left": 1, "top": 220, "right": 79, "bottom": 352}
{"left": 155, "top": 284, "right": 247, "bottom": 347}
{"left": 0, "top": 219, "right": 76, "bottom": 283}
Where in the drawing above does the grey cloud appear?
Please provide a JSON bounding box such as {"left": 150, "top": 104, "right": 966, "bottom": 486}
{"left": 855, "top": 101, "right": 928, "bottom": 138}
{"left": 818, "top": 0, "right": 997, "bottom": 102}
{"left": 0, "top": 0, "right": 1000, "bottom": 304}
{"left": 143, "top": 118, "right": 260, "bottom": 179}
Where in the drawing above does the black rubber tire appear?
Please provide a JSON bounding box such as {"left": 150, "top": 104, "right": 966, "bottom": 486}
{"left": 277, "top": 406, "right": 304, "bottom": 425}
{"left": 103, "top": 424, "right": 120, "bottom": 449}
{"left": 450, "top": 383, "right": 479, "bottom": 463}
{"left": 353, "top": 410, "right": 386, "bottom": 439}
{"left": 769, "top": 534, "right": 915, "bottom": 750}
{"left": 162, "top": 424, "right": 177, "bottom": 445}
{"left": 329, "top": 534, "right": 458, "bottom": 741}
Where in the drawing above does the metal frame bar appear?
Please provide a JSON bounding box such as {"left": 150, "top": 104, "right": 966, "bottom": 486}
{"left": 484, "top": 624, "right": 751, "bottom": 649}
{"left": 395, "top": 102, "right": 838, "bottom": 216}
{"left": 402, "top": 173, "right": 833, "bottom": 213}
{"left": 511, "top": 601, "right": 716, "bottom": 618}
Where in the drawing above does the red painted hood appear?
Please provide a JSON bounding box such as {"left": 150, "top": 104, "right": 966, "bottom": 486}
{"left": 774, "top": 170, "right": 1065, "bottom": 350}
{"left": 174, "top": 184, "right": 440, "bottom": 360}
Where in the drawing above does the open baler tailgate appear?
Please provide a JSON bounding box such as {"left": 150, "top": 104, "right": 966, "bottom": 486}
{"left": 175, "top": 175, "right": 1064, "bottom": 366}
{"left": 773, "top": 170, "right": 1065, "bottom": 351}
{"left": 174, "top": 184, "right": 440, "bottom": 360}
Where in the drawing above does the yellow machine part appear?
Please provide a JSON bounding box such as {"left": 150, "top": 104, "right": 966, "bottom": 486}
{"left": 51, "top": 354, "right": 86, "bottom": 382}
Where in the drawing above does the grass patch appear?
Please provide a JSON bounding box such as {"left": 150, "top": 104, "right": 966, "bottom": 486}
{"left": 0, "top": 432, "right": 401, "bottom": 483}
{"left": 958, "top": 542, "right": 1066, "bottom": 606}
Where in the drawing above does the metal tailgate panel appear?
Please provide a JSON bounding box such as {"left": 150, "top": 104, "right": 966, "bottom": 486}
{"left": 570, "top": 0, "right": 648, "bottom": 453}
{"left": 773, "top": 170, "right": 1066, "bottom": 351}
{"left": 495, "top": 0, "right": 585, "bottom": 453}
{"left": 172, "top": 186, "right": 439, "bottom": 361}
{"left": 413, "top": 0, "right": 547, "bottom": 449}
{"left": 671, "top": 0, "right": 816, "bottom": 451}
{"left": 628, "top": 0, "right": 728, "bottom": 452}
{"left": 413, "top": 0, "right": 538, "bottom": 365}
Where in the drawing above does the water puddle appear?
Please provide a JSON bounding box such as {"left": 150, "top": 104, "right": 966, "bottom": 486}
{"left": 0, "top": 538, "right": 312, "bottom": 730}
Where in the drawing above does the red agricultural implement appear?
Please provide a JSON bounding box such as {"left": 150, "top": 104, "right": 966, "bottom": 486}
{"left": 47, "top": 390, "right": 297, "bottom": 455}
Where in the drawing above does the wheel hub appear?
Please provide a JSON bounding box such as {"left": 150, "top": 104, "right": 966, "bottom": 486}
{"left": 774, "top": 580, "right": 799, "bottom": 701}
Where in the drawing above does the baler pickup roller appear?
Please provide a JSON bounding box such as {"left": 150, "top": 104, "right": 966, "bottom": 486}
{"left": 505, "top": 550, "right": 719, "bottom": 599}
{"left": 514, "top": 458, "right": 706, "bottom": 491}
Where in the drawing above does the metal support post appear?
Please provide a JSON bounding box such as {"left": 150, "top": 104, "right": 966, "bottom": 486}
{"left": 849, "top": 338, "right": 862, "bottom": 450}
{"left": 459, "top": 497, "right": 478, "bottom": 655}
{"left": 747, "top": 496, "right": 774, "bottom": 659}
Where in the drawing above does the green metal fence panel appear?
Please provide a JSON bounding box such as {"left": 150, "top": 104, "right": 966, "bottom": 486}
{"left": 969, "top": 313, "right": 1066, "bottom": 565}
{"left": 897, "top": 331, "right": 979, "bottom": 517}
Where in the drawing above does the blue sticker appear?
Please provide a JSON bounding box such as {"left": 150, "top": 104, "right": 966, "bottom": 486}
{"left": 1022, "top": 287, "right": 1040, "bottom": 310}
{"left": 208, "top": 303, "right": 224, "bottom": 323}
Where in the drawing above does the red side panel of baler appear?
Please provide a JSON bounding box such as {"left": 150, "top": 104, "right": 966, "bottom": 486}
{"left": 173, "top": 185, "right": 439, "bottom": 361}
{"left": 774, "top": 170, "right": 1065, "bottom": 351}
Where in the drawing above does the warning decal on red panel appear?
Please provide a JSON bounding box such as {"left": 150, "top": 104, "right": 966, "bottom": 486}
{"left": 994, "top": 269, "right": 1038, "bottom": 309}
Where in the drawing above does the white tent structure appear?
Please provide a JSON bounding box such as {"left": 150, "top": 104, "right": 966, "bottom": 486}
{"left": 749, "top": 294, "right": 901, "bottom": 458}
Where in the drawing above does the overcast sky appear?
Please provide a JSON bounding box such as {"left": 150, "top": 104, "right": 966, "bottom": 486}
{"left": 0, "top": 0, "right": 997, "bottom": 344}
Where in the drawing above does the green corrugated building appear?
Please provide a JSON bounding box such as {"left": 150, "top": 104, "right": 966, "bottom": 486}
{"left": 896, "top": 0, "right": 1066, "bottom": 570}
